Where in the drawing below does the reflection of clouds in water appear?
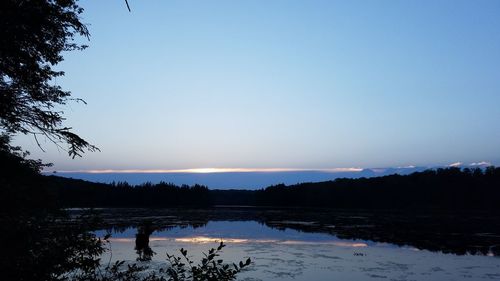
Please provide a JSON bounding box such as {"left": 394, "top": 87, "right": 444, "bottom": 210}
{"left": 174, "top": 237, "right": 249, "bottom": 243}
{"left": 100, "top": 221, "right": 500, "bottom": 281}
{"left": 110, "top": 235, "right": 367, "bottom": 247}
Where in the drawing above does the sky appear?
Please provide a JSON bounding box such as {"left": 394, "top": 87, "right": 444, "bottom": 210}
{"left": 14, "top": 0, "right": 500, "bottom": 172}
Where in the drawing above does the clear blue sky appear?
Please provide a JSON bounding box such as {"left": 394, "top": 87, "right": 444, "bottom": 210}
{"left": 15, "top": 0, "right": 500, "bottom": 171}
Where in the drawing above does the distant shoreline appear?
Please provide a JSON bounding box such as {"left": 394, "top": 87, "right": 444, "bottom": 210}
{"left": 44, "top": 167, "right": 427, "bottom": 189}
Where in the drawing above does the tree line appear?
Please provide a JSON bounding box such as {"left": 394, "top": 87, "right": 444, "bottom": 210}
{"left": 20, "top": 166, "right": 500, "bottom": 211}
{"left": 255, "top": 166, "right": 500, "bottom": 210}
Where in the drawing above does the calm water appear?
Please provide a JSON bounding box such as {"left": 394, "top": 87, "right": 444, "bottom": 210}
{"left": 95, "top": 219, "right": 500, "bottom": 281}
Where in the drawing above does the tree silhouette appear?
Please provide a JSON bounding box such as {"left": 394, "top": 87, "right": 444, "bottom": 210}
{"left": 0, "top": 0, "right": 98, "bottom": 157}
{"left": 135, "top": 223, "right": 156, "bottom": 261}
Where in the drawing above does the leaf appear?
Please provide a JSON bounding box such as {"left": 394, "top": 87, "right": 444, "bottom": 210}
{"left": 180, "top": 248, "right": 188, "bottom": 256}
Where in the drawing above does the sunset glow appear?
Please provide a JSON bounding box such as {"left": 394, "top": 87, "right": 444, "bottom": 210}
{"left": 108, "top": 236, "right": 368, "bottom": 247}
{"left": 54, "top": 167, "right": 364, "bottom": 174}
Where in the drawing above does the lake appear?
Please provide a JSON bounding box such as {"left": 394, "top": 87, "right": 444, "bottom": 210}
{"left": 84, "top": 208, "right": 500, "bottom": 281}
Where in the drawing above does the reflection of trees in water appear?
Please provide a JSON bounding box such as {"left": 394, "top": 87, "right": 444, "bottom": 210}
{"left": 261, "top": 211, "right": 500, "bottom": 256}
{"left": 135, "top": 223, "right": 155, "bottom": 261}
{"left": 132, "top": 221, "right": 209, "bottom": 261}
{"left": 95, "top": 208, "right": 500, "bottom": 257}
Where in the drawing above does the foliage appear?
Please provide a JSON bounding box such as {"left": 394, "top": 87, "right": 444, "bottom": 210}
{"left": 1, "top": 210, "right": 107, "bottom": 281}
{"left": 0, "top": 133, "right": 49, "bottom": 175}
{"left": 64, "top": 239, "right": 250, "bottom": 281}
{"left": 0, "top": 133, "right": 58, "bottom": 212}
{"left": 0, "top": 0, "right": 97, "bottom": 157}
{"left": 71, "top": 241, "right": 252, "bottom": 281}
{"left": 166, "top": 242, "right": 251, "bottom": 281}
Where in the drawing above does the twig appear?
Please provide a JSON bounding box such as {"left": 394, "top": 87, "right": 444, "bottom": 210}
{"left": 125, "top": 0, "right": 131, "bottom": 12}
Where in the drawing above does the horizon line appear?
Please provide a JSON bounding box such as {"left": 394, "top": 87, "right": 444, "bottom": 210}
{"left": 45, "top": 167, "right": 366, "bottom": 174}
{"left": 41, "top": 161, "right": 495, "bottom": 175}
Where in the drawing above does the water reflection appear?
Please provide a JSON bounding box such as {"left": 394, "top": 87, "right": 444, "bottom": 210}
{"left": 134, "top": 223, "right": 156, "bottom": 261}
{"left": 87, "top": 208, "right": 500, "bottom": 257}
{"left": 97, "top": 221, "right": 500, "bottom": 281}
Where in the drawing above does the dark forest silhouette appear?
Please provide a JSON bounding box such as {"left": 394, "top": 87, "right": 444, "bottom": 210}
{"left": 40, "top": 166, "right": 500, "bottom": 211}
